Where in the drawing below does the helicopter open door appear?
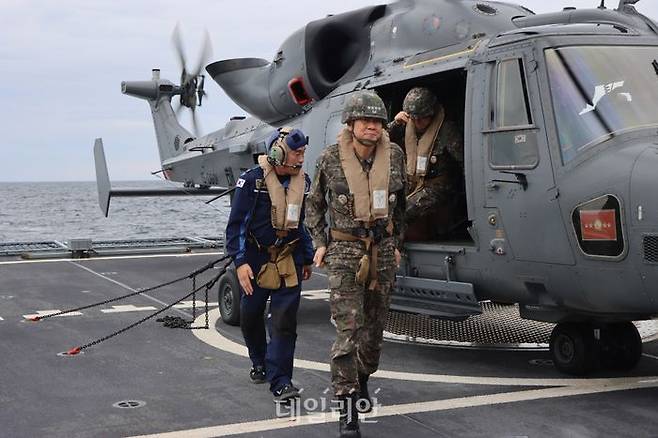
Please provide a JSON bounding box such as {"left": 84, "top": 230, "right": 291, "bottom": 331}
{"left": 477, "top": 48, "right": 575, "bottom": 266}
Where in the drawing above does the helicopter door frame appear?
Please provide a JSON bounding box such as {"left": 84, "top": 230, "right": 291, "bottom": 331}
{"left": 478, "top": 44, "right": 575, "bottom": 266}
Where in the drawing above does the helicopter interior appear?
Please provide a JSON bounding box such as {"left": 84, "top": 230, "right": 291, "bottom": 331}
{"left": 376, "top": 68, "right": 471, "bottom": 244}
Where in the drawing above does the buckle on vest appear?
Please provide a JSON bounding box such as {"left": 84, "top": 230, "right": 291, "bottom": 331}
{"left": 349, "top": 226, "right": 387, "bottom": 243}
{"left": 371, "top": 227, "right": 385, "bottom": 244}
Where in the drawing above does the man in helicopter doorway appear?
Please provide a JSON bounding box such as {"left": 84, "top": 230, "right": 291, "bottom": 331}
{"left": 387, "top": 86, "right": 464, "bottom": 240}
{"left": 225, "top": 127, "right": 314, "bottom": 403}
{"left": 305, "top": 90, "right": 407, "bottom": 438}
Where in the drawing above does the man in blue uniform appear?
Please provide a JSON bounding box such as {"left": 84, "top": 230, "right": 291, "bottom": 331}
{"left": 225, "top": 127, "right": 314, "bottom": 403}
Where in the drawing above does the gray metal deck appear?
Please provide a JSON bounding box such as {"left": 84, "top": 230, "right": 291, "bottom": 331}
{"left": 2, "top": 251, "right": 658, "bottom": 438}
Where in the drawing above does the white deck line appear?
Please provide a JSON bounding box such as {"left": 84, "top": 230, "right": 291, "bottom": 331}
{"left": 192, "top": 308, "right": 658, "bottom": 388}
{"left": 0, "top": 251, "right": 223, "bottom": 266}
{"left": 67, "top": 261, "right": 193, "bottom": 318}
{"left": 128, "top": 379, "right": 658, "bottom": 438}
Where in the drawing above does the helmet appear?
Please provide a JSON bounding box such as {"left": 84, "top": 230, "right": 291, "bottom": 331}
{"left": 266, "top": 126, "right": 308, "bottom": 167}
{"left": 402, "top": 87, "right": 437, "bottom": 118}
{"left": 341, "top": 91, "right": 388, "bottom": 124}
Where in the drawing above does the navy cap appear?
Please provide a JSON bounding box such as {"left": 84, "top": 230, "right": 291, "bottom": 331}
{"left": 267, "top": 127, "right": 308, "bottom": 151}
{"left": 285, "top": 128, "right": 308, "bottom": 150}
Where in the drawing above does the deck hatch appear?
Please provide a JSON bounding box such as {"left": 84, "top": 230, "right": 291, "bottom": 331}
{"left": 112, "top": 400, "right": 146, "bottom": 409}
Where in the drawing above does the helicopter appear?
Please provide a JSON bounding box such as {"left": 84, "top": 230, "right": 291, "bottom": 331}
{"left": 95, "top": 0, "right": 658, "bottom": 375}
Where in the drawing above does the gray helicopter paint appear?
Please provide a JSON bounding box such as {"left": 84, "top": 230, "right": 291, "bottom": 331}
{"left": 207, "top": 1, "right": 533, "bottom": 124}
{"left": 479, "top": 45, "right": 575, "bottom": 266}
{"left": 109, "top": 0, "right": 658, "bottom": 330}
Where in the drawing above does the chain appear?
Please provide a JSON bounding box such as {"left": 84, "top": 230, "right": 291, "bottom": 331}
{"left": 204, "top": 284, "right": 209, "bottom": 329}
{"left": 73, "top": 263, "right": 228, "bottom": 352}
{"left": 188, "top": 274, "right": 215, "bottom": 330}
{"left": 32, "top": 255, "right": 229, "bottom": 322}
{"left": 158, "top": 270, "right": 215, "bottom": 330}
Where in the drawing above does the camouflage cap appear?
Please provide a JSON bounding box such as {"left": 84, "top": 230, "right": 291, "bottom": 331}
{"left": 341, "top": 90, "right": 388, "bottom": 124}
{"left": 402, "top": 87, "right": 437, "bottom": 118}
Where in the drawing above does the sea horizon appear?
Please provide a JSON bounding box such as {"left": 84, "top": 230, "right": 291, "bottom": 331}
{"left": 0, "top": 181, "right": 229, "bottom": 244}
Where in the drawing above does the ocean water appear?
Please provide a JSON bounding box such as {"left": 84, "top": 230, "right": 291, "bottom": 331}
{"left": 0, "top": 181, "right": 230, "bottom": 243}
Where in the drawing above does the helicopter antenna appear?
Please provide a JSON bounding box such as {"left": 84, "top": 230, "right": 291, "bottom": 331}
{"left": 598, "top": 0, "right": 606, "bottom": 9}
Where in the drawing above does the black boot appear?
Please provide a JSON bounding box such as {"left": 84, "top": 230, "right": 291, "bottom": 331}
{"left": 356, "top": 374, "right": 372, "bottom": 413}
{"left": 338, "top": 393, "right": 361, "bottom": 438}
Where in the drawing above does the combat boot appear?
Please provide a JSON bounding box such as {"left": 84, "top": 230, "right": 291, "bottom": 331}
{"left": 338, "top": 393, "right": 361, "bottom": 438}
{"left": 356, "top": 374, "right": 372, "bottom": 413}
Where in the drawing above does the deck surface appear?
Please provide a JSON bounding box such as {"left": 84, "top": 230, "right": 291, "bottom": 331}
{"left": 2, "top": 253, "right": 658, "bottom": 438}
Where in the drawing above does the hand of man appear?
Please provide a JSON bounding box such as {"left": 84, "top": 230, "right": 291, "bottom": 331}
{"left": 394, "top": 111, "right": 410, "bottom": 125}
{"left": 236, "top": 264, "right": 255, "bottom": 295}
{"left": 395, "top": 248, "right": 401, "bottom": 268}
{"left": 313, "top": 246, "right": 327, "bottom": 268}
{"left": 302, "top": 264, "right": 313, "bottom": 281}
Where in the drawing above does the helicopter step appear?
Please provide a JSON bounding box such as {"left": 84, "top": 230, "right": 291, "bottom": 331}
{"left": 391, "top": 275, "right": 481, "bottom": 321}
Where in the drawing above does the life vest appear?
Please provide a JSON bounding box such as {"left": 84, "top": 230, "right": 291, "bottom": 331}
{"left": 334, "top": 128, "right": 393, "bottom": 290}
{"left": 253, "top": 155, "right": 305, "bottom": 289}
{"left": 257, "top": 155, "right": 304, "bottom": 230}
{"left": 337, "top": 127, "right": 391, "bottom": 222}
{"left": 404, "top": 104, "right": 445, "bottom": 180}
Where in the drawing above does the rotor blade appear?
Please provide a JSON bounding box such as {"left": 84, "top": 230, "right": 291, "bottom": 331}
{"left": 180, "top": 68, "right": 188, "bottom": 88}
{"left": 174, "top": 101, "right": 184, "bottom": 117}
{"left": 191, "top": 29, "right": 213, "bottom": 77}
{"left": 171, "top": 23, "right": 188, "bottom": 75}
{"left": 190, "top": 106, "right": 200, "bottom": 138}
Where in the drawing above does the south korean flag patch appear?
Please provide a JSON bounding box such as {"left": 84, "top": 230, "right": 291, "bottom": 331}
{"left": 236, "top": 178, "right": 246, "bottom": 188}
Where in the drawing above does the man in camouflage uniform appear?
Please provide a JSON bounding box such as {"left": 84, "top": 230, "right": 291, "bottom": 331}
{"left": 305, "top": 91, "right": 406, "bottom": 438}
{"left": 388, "top": 87, "right": 464, "bottom": 237}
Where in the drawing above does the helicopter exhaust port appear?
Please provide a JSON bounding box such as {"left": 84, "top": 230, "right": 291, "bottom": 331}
{"left": 121, "top": 80, "right": 159, "bottom": 100}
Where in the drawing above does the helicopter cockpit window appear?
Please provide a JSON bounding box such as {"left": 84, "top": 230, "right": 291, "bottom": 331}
{"left": 488, "top": 58, "right": 538, "bottom": 169}
{"left": 545, "top": 45, "right": 658, "bottom": 164}
{"left": 494, "top": 59, "right": 533, "bottom": 128}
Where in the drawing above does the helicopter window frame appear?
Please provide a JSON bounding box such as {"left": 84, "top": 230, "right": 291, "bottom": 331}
{"left": 485, "top": 56, "right": 540, "bottom": 170}
{"left": 492, "top": 58, "right": 533, "bottom": 129}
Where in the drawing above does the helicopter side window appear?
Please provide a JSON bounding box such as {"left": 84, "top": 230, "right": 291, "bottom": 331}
{"left": 487, "top": 58, "right": 539, "bottom": 170}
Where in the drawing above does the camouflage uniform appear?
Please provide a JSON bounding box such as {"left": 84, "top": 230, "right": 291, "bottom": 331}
{"left": 388, "top": 87, "right": 464, "bottom": 226}
{"left": 305, "top": 93, "right": 407, "bottom": 396}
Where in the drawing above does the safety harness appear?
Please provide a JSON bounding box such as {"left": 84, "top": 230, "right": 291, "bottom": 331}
{"left": 330, "top": 220, "right": 394, "bottom": 290}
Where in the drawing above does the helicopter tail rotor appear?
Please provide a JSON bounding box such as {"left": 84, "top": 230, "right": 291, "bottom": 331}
{"left": 171, "top": 24, "right": 213, "bottom": 136}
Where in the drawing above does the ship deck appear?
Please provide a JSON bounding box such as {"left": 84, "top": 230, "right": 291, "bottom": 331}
{"left": 2, "top": 251, "right": 658, "bottom": 437}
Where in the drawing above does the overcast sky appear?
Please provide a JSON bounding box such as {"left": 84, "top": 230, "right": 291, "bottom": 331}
{"left": 1, "top": 0, "right": 657, "bottom": 182}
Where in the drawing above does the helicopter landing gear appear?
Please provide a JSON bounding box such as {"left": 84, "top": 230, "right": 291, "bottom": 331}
{"left": 599, "top": 322, "right": 642, "bottom": 371}
{"left": 550, "top": 323, "right": 599, "bottom": 375}
{"left": 549, "top": 321, "right": 643, "bottom": 375}
{"left": 218, "top": 269, "right": 241, "bottom": 326}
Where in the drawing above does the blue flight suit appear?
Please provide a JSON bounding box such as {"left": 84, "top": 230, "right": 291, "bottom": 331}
{"left": 225, "top": 166, "right": 314, "bottom": 393}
